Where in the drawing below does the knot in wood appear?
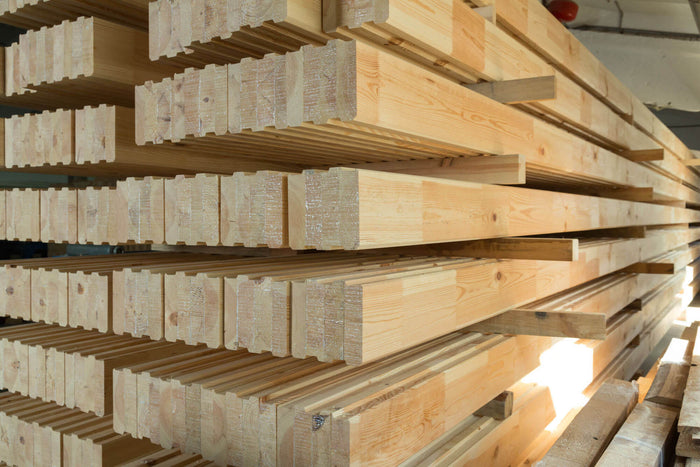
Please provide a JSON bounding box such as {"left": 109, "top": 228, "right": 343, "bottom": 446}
{"left": 311, "top": 415, "right": 326, "bottom": 431}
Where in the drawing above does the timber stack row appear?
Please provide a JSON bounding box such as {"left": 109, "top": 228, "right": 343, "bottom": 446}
{"left": 0, "top": 0, "right": 699, "bottom": 465}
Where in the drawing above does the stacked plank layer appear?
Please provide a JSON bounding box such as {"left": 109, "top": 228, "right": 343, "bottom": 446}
{"left": 0, "top": 0, "right": 700, "bottom": 466}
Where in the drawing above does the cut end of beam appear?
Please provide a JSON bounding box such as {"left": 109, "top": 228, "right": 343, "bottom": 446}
{"left": 465, "top": 76, "right": 557, "bottom": 104}
{"left": 474, "top": 391, "right": 514, "bottom": 420}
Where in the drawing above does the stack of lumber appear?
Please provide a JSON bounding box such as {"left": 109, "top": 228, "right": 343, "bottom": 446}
{"left": 0, "top": 0, "right": 150, "bottom": 30}
{"left": 0, "top": 391, "right": 198, "bottom": 467}
{"left": 0, "top": 171, "right": 294, "bottom": 245}
{"left": 537, "top": 320, "right": 700, "bottom": 466}
{"left": 2, "top": 105, "right": 299, "bottom": 175}
{"left": 0, "top": 0, "right": 700, "bottom": 466}
{"left": 0, "top": 252, "right": 228, "bottom": 331}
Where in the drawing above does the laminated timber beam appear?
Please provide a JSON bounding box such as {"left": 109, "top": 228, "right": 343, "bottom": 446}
{"left": 323, "top": 0, "right": 700, "bottom": 189}
{"left": 108, "top": 228, "right": 698, "bottom": 364}
{"left": 0, "top": 323, "right": 191, "bottom": 415}
{"left": 492, "top": 0, "right": 697, "bottom": 168}
{"left": 0, "top": 392, "right": 163, "bottom": 467}
{"left": 3, "top": 105, "right": 299, "bottom": 175}
{"left": 148, "top": 0, "right": 332, "bottom": 66}
{"left": 0, "top": 171, "right": 292, "bottom": 247}
{"left": 624, "top": 244, "right": 700, "bottom": 275}
{"left": 135, "top": 40, "right": 700, "bottom": 203}
{"left": 0, "top": 253, "right": 223, "bottom": 331}
{"left": 0, "top": 0, "right": 151, "bottom": 30}
{"left": 288, "top": 168, "right": 700, "bottom": 250}
{"left": 290, "top": 233, "right": 695, "bottom": 364}
{"left": 4, "top": 17, "right": 183, "bottom": 108}
{"left": 113, "top": 332, "right": 550, "bottom": 466}
{"left": 538, "top": 379, "right": 638, "bottom": 467}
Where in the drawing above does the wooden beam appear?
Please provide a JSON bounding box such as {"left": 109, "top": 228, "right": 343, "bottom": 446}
{"left": 0, "top": 391, "right": 162, "bottom": 467}
{"left": 5, "top": 17, "right": 182, "bottom": 108}
{"left": 288, "top": 168, "right": 700, "bottom": 250}
{"left": 622, "top": 149, "right": 666, "bottom": 162}
{"left": 575, "top": 226, "right": 647, "bottom": 238}
{"left": 474, "top": 391, "right": 514, "bottom": 420}
{"left": 465, "top": 76, "right": 556, "bottom": 104}
{"left": 105, "top": 228, "right": 700, "bottom": 364}
{"left": 135, "top": 40, "right": 699, "bottom": 203}
{"left": 597, "top": 401, "right": 678, "bottom": 466}
{"left": 349, "top": 155, "right": 526, "bottom": 185}
{"left": 3, "top": 105, "right": 295, "bottom": 175}
{"left": 538, "top": 379, "right": 638, "bottom": 466}
{"left": 148, "top": 0, "right": 331, "bottom": 66}
{"left": 115, "top": 332, "right": 550, "bottom": 466}
{"left": 623, "top": 244, "right": 700, "bottom": 275}
{"left": 493, "top": 0, "right": 696, "bottom": 175}
{"left": 0, "top": 323, "right": 191, "bottom": 415}
{"left": 323, "top": 0, "right": 700, "bottom": 192}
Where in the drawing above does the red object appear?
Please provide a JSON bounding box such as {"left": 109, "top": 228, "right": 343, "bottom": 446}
{"left": 547, "top": 0, "right": 579, "bottom": 22}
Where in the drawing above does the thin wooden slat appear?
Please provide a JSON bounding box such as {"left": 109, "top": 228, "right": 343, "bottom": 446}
{"left": 597, "top": 401, "right": 678, "bottom": 466}
{"left": 401, "top": 383, "right": 554, "bottom": 466}
{"left": 538, "top": 379, "right": 638, "bottom": 466}
{"left": 646, "top": 337, "right": 693, "bottom": 408}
